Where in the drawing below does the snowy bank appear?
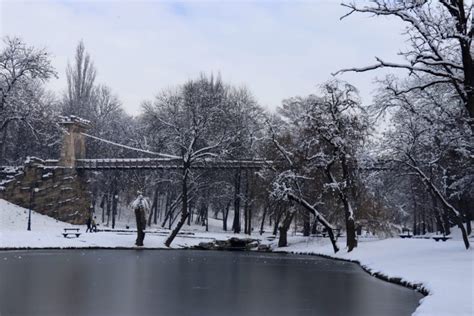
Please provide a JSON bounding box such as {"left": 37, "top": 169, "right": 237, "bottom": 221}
{"left": 278, "top": 235, "right": 473, "bottom": 316}
{"left": 0, "top": 199, "right": 247, "bottom": 249}
{"left": 1, "top": 199, "right": 473, "bottom": 316}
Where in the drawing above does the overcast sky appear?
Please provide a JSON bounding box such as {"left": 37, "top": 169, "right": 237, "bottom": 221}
{"left": 1, "top": 0, "right": 407, "bottom": 115}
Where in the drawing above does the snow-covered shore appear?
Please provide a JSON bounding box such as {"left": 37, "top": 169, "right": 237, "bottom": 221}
{"left": 1, "top": 199, "right": 473, "bottom": 316}
{"left": 281, "top": 236, "right": 473, "bottom": 316}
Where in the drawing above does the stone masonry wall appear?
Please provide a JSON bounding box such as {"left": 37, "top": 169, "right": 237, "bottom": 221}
{"left": 0, "top": 157, "right": 90, "bottom": 224}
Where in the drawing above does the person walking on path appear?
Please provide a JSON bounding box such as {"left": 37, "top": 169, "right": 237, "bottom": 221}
{"left": 131, "top": 192, "right": 151, "bottom": 246}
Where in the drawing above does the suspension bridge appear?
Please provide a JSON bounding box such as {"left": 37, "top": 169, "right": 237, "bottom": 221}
{"left": 61, "top": 116, "right": 270, "bottom": 170}
{"left": 0, "top": 116, "right": 270, "bottom": 224}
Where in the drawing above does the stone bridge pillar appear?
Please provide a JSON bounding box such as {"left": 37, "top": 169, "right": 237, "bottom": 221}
{"left": 59, "top": 116, "right": 91, "bottom": 167}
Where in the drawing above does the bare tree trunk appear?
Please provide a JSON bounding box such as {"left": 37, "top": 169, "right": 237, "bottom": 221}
{"left": 232, "top": 169, "right": 241, "bottom": 234}
{"left": 278, "top": 210, "right": 296, "bottom": 247}
{"left": 165, "top": 166, "right": 189, "bottom": 247}
{"left": 161, "top": 193, "right": 172, "bottom": 228}
{"left": 243, "top": 171, "right": 250, "bottom": 235}
{"left": 111, "top": 190, "right": 118, "bottom": 229}
{"left": 442, "top": 211, "right": 451, "bottom": 235}
{"left": 187, "top": 202, "right": 192, "bottom": 226}
{"left": 162, "top": 192, "right": 181, "bottom": 228}
{"left": 311, "top": 217, "right": 318, "bottom": 235}
{"left": 106, "top": 193, "right": 111, "bottom": 227}
{"left": 273, "top": 206, "right": 283, "bottom": 236}
{"left": 153, "top": 189, "right": 159, "bottom": 224}
{"left": 431, "top": 189, "right": 445, "bottom": 234}
{"left": 422, "top": 208, "right": 426, "bottom": 235}
{"left": 205, "top": 203, "right": 209, "bottom": 232}
{"left": 412, "top": 183, "right": 418, "bottom": 235}
{"left": 0, "top": 127, "right": 8, "bottom": 165}
{"left": 460, "top": 199, "right": 472, "bottom": 235}
{"left": 287, "top": 193, "right": 339, "bottom": 253}
{"left": 325, "top": 158, "right": 357, "bottom": 252}
{"left": 406, "top": 159, "right": 469, "bottom": 248}
{"left": 260, "top": 203, "right": 268, "bottom": 235}
{"left": 148, "top": 187, "right": 158, "bottom": 226}
{"left": 302, "top": 210, "right": 310, "bottom": 236}
{"left": 100, "top": 194, "right": 106, "bottom": 223}
{"left": 223, "top": 201, "right": 230, "bottom": 231}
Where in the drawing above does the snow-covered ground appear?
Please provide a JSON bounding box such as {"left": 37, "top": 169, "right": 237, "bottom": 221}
{"left": 0, "top": 199, "right": 249, "bottom": 249}
{"left": 1, "top": 199, "right": 473, "bottom": 316}
{"left": 281, "top": 235, "right": 473, "bottom": 316}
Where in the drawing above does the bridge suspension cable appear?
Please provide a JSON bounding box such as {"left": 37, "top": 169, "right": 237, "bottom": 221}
{"left": 80, "top": 132, "right": 180, "bottom": 159}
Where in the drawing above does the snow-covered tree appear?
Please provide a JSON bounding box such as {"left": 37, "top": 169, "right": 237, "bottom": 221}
{"left": 373, "top": 77, "right": 472, "bottom": 249}
{"left": 338, "top": 0, "right": 474, "bottom": 127}
{"left": 143, "top": 74, "right": 238, "bottom": 246}
{"left": 0, "top": 36, "right": 57, "bottom": 164}
{"left": 282, "top": 80, "right": 369, "bottom": 251}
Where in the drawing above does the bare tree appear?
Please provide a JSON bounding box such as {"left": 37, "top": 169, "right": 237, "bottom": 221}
{"left": 143, "top": 74, "right": 234, "bottom": 246}
{"left": 337, "top": 0, "right": 474, "bottom": 125}
{"left": 267, "top": 107, "right": 341, "bottom": 253}
{"left": 62, "top": 40, "right": 96, "bottom": 119}
{"left": 0, "top": 36, "right": 56, "bottom": 163}
{"left": 271, "top": 80, "right": 369, "bottom": 252}
{"left": 373, "top": 78, "right": 472, "bottom": 249}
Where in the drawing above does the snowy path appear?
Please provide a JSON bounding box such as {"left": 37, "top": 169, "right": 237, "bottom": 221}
{"left": 1, "top": 199, "right": 472, "bottom": 316}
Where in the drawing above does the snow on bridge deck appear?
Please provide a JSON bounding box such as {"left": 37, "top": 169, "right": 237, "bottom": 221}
{"left": 75, "top": 158, "right": 271, "bottom": 170}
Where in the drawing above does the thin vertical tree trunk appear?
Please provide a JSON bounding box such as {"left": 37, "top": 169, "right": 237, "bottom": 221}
{"left": 302, "top": 210, "right": 310, "bottom": 236}
{"left": 311, "top": 217, "right": 318, "bottom": 235}
{"left": 461, "top": 199, "right": 472, "bottom": 235}
{"left": 165, "top": 166, "right": 189, "bottom": 247}
{"left": 205, "top": 203, "right": 209, "bottom": 232}
{"left": 106, "top": 193, "right": 111, "bottom": 227}
{"left": 153, "top": 190, "right": 159, "bottom": 224}
{"left": 161, "top": 193, "right": 172, "bottom": 228}
{"left": 100, "top": 194, "right": 106, "bottom": 223}
{"left": 148, "top": 187, "right": 158, "bottom": 226}
{"left": 260, "top": 203, "right": 268, "bottom": 235}
{"left": 273, "top": 206, "right": 283, "bottom": 236}
{"left": 243, "top": 171, "right": 249, "bottom": 234}
{"left": 232, "top": 169, "right": 241, "bottom": 234}
{"left": 421, "top": 208, "right": 426, "bottom": 235}
{"left": 111, "top": 190, "right": 118, "bottom": 229}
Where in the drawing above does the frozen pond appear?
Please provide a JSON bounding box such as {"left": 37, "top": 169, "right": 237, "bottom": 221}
{"left": 0, "top": 249, "right": 422, "bottom": 316}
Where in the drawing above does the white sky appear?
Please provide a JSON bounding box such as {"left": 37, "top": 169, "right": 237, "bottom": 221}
{"left": 0, "top": 0, "right": 407, "bottom": 115}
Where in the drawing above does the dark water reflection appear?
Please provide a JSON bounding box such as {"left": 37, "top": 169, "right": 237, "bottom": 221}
{"left": 0, "top": 249, "right": 422, "bottom": 316}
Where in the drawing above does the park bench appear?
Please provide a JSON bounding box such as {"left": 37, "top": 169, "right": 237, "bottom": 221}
{"left": 63, "top": 228, "right": 81, "bottom": 238}
{"left": 399, "top": 228, "right": 412, "bottom": 239}
{"left": 432, "top": 235, "right": 451, "bottom": 242}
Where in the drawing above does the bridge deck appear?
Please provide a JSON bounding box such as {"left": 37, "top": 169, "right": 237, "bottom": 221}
{"left": 75, "top": 158, "right": 270, "bottom": 170}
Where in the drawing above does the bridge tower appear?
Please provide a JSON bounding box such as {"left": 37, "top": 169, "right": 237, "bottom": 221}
{"left": 59, "top": 116, "right": 91, "bottom": 167}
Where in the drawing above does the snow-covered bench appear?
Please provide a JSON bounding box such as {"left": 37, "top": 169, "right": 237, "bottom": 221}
{"left": 432, "top": 235, "right": 451, "bottom": 242}
{"left": 63, "top": 228, "right": 81, "bottom": 238}
{"left": 399, "top": 228, "right": 412, "bottom": 238}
